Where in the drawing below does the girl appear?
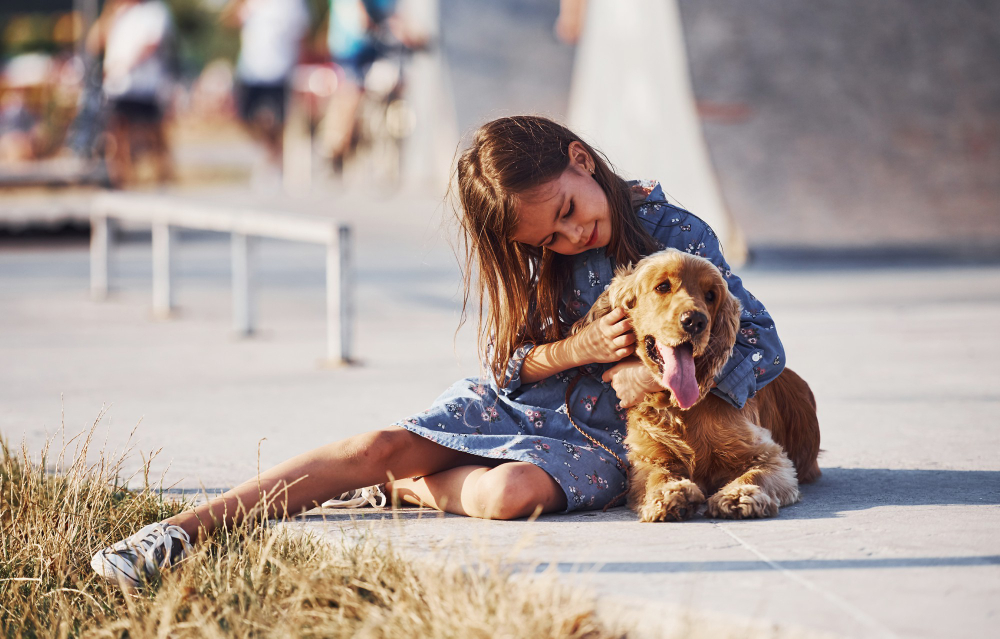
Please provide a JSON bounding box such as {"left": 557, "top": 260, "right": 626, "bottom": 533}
{"left": 92, "top": 116, "right": 784, "bottom": 588}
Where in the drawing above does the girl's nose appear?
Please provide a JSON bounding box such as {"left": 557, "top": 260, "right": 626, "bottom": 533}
{"left": 563, "top": 219, "right": 584, "bottom": 244}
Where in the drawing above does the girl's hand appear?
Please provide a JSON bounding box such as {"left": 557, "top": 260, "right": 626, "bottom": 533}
{"left": 602, "top": 357, "right": 664, "bottom": 408}
{"left": 572, "top": 307, "right": 635, "bottom": 365}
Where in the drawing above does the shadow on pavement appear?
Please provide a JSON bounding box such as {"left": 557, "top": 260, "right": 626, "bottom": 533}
{"left": 787, "top": 467, "right": 1000, "bottom": 519}
{"left": 746, "top": 245, "right": 1000, "bottom": 271}
{"left": 533, "top": 555, "right": 1000, "bottom": 574}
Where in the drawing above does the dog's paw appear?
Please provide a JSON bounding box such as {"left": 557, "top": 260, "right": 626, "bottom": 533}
{"left": 639, "top": 479, "right": 705, "bottom": 522}
{"left": 705, "top": 484, "right": 778, "bottom": 519}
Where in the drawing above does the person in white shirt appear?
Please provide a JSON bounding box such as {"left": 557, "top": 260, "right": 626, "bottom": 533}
{"left": 87, "top": 0, "right": 175, "bottom": 186}
{"left": 223, "top": 0, "right": 311, "bottom": 172}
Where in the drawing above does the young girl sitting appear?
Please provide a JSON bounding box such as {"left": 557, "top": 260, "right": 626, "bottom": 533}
{"left": 92, "top": 115, "right": 784, "bottom": 588}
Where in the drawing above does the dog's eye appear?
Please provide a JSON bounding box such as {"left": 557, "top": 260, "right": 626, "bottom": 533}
{"left": 655, "top": 280, "right": 671, "bottom": 294}
{"left": 705, "top": 290, "right": 716, "bottom": 302}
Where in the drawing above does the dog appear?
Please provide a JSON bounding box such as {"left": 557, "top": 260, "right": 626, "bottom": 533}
{"left": 575, "top": 249, "right": 821, "bottom": 521}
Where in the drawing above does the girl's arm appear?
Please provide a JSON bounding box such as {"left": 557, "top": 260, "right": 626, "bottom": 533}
{"left": 519, "top": 339, "right": 581, "bottom": 384}
{"left": 516, "top": 306, "right": 636, "bottom": 384}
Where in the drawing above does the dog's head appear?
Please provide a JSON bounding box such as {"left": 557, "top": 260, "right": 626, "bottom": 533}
{"left": 593, "top": 249, "right": 741, "bottom": 410}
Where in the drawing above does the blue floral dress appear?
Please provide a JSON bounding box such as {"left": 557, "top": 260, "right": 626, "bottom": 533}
{"left": 393, "top": 181, "right": 785, "bottom": 511}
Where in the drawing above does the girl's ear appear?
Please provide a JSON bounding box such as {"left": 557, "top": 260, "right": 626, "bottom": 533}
{"left": 567, "top": 140, "right": 594, "bottom": 173}
{"left": 608, "top": 265, "right": 639, "bottom": 310}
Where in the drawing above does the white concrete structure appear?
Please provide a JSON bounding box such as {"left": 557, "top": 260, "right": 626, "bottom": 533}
{"left": 567, "top": 0, "right": 747, "bottom": 263}
{"left": 399, "top": 0, "right": 461, "bottom": 194}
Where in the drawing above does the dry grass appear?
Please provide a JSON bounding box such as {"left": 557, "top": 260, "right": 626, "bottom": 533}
{"left": 0, "top": 412, "right": 624, "bottom": 639}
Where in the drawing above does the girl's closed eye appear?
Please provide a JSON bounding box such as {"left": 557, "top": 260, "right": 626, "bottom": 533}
{"left": 543, "top": 201, "right": 575, "bottom": 247}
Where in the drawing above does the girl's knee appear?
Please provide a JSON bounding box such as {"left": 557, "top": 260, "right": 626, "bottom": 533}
{"left": 348, "top": 427, "right": 412, "bottom": 468}
{"left": 473, "top": 463, "right": 565, "bottom": 520}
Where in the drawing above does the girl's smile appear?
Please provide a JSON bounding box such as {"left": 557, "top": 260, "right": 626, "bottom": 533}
{"left": 511, "top": 142, "right": 611, "bottom": 255}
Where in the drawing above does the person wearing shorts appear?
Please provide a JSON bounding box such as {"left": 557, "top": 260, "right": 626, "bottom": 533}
{"left": 89, "top": 0, "right": 175, "bottom": 186}
{"left": 225, "top": 0, "right": 310, "bottom": 173}
{"left": 320, "top": 0, "right": 399, "bottom": 164}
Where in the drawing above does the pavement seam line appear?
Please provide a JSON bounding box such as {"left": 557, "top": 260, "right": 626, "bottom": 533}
{"left": 712, "top": 522, "right": 898, "bottom": 639}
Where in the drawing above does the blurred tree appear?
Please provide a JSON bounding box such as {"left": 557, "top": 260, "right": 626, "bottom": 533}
{"left": 168, "top": 0, "right": 237, "bottom": 76}
{"left": 1, "top": 1, "right": 330, "bottom": 76}
{"left": 1, "top": 14, "right": 63, "bottom": 56}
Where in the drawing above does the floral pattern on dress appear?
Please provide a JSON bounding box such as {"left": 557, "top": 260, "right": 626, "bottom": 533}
{"left": 525, "top": 409, "right": 546, "bottom": 430}
{"left": 445, "top": 402, "right": 464, "bottom": 420}
{"left": 563, "top": 442, "right": 583, "bottom": 460}
{"left": 567, "top": 289, "right": 586, "bottom": 319}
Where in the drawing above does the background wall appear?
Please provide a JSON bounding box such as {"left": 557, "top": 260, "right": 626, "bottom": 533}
{"left": 441, "top": 0, "right": 1000, "bottom": 253}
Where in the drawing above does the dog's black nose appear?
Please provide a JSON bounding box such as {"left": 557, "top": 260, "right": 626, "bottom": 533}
{"left": 680, "top": 311, "right": 707, "bottom": 335}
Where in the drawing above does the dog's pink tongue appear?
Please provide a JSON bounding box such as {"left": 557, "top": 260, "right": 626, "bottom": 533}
{"left": 656, "top": 341, "right": 700, "bottom": 409}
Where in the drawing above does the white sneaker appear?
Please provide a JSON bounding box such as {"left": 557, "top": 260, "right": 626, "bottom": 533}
{"left": 321, "top": 484, "right": 388, "bottom": 508}
{"left": 90, "top": 522, "right": 192, "bottom": 589}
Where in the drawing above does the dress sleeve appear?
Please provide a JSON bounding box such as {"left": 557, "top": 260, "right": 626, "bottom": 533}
{"left": 484, "top": 337, "right": 536, "bottom": 396}
{"left": 682, "top": 216, "right": 786, "bottom": 409}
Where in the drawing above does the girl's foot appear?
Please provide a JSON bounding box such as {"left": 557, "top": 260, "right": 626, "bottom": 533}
{"left": 321, "top": 484, "right": 388, "bottom": 508}
{"left": 90, "top": 522, "right": 192, "bottom": 589}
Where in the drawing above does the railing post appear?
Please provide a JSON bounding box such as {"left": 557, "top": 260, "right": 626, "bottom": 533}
{"left": 91, "top": 193, "right": 356, "bottom": 364}
{"left": 326, "top": 225, "right": 352, "bottom": 365}
{"left": 231, "top": 232, "right": 254, "bottom": 335}
{"left": 339, "top": 224, "right": 352, "bottom": 363}
{"left": 152, "top": 222, "right": 175, "bottom": 318}
{"left": 90, "top": 214, "right": 111, "bottom": 300}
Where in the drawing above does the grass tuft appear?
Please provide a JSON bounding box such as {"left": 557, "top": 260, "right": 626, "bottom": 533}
{"left": 1, "top": 414, "right": 624, "bottom": 638}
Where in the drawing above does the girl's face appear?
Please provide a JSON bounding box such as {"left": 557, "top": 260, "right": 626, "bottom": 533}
{"left": 511, "top": 142, "right": 611, "bottom": 255}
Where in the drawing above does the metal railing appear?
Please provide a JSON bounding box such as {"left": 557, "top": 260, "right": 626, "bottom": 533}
{"left": 90, "top": 193, "right": 353, "bottom": 365}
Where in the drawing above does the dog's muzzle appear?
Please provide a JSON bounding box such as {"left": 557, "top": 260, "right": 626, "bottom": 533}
{"left": 680, "top": 310, "right": 707, "bottom": 336}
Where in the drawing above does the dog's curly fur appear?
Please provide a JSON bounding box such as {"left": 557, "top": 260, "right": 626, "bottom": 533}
{"left": 575, "top": 249, "right": 821, "bottom": 521}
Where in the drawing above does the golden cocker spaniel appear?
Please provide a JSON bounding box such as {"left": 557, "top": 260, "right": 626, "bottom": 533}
{"left": 577, "top": 249, "right": 821, "bottom": 521}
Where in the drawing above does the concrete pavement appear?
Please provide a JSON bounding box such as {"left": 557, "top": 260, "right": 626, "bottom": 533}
{"left": 1, "top": 188, "right": 998, "bottom": 638}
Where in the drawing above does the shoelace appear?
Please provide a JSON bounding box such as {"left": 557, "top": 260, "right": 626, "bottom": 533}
{"left": 324, "top": 485, "right": 387, "bottom": 508}
{"left": 132, "top": 524, "right": 190, "bottom": 574}
{"left": 347, "top": 485, "right": 387, "bottom": 507}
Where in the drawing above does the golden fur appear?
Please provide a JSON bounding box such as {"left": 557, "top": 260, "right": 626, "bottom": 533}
{"left": 576, "top": 249, "right": 821, "bottom": 521}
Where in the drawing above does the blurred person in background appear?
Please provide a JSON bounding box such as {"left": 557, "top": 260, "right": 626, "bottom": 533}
{"left": 0, "top": 89, "right": 40, "bottom": 164}
{"left": 1, "top": 50, "right": 80, "bottom": 165}
{"left": 87, "top": 0, "right": 176, "bottom": 188}
{"left": 221, "top": 0, "right": 310, "bottom": 182}
{"left": 320, "top": 0, "right": 423, "bottom": 169}
{"left": 554, "top": 0, "right": 586, "bottom": 45}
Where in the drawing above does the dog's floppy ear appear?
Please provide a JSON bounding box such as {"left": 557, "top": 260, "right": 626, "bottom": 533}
{"left": 707, "top": 288, "right": 741, "bottom": 367}
{"left": 607, "top": 263, "right": 639, "bottom": 310}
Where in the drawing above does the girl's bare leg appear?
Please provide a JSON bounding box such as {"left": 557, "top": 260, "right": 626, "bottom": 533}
{"left": 165, "top": 427, "right": 484, "bottom": 542}
{"left": 388, "top": 462, "right": 567, "bottom": 519}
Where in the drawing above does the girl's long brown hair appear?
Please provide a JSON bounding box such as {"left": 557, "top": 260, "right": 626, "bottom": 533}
{"left": 454, "top": 116, "right": 658, "bottom": 388}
